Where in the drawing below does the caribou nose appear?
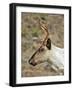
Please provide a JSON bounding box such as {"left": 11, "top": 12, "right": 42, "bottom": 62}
{"left": 29, "top": 59, "right": 37, "bottom": 66}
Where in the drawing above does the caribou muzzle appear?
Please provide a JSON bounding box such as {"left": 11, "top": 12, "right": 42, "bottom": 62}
{"left": 29, "top": 58, "right": 37, "bottom": 66}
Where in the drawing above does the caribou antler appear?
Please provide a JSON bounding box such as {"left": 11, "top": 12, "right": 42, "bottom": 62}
{"left": 39, "top": 19, "right": 49, "bottom": 48}
{"left": 29, "top": 20, "right": 49, "bottom": 64}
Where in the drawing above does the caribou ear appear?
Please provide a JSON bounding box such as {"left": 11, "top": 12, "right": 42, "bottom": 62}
{"left": 46, "top": 38, "right": 51, "bottom": 50}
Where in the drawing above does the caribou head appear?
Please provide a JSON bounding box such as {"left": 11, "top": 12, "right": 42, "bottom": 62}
{"left": 28, "top": 20, "right": 64, "bottom": 73}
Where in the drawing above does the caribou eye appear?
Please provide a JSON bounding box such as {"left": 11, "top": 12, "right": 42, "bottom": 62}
{"left": 39, "top": 48, "right": 44, "bottom": 52}
{"left": 46, "top": 38, "right": 51, "bottom": 50}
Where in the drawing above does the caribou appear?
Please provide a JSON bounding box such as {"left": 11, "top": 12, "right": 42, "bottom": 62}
{"left": 28, "top": 20, "right": 64, "bottom": 75}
